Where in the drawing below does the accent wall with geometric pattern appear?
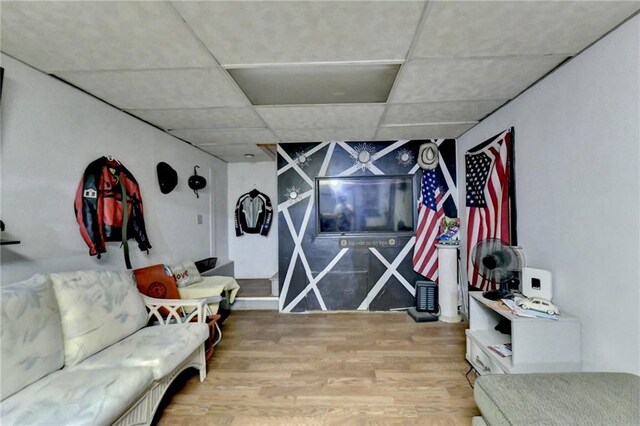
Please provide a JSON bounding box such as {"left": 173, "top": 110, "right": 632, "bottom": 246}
{"left": 277, "top": 139, "right": 457, "bottom": 312}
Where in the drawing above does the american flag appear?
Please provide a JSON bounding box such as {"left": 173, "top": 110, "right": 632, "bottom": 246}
{"left": 465, "top": 129, "right": 512, "bottom": 290}
{"left": 412, "top": 169, "right": 445, "bottom": 280}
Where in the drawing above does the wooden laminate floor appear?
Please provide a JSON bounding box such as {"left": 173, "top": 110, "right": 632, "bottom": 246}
{"left": 236, "top": 279, "right": 272, "bottom": 297}
{"left": 157, "top": 310, "right": 479, "bottom": 425}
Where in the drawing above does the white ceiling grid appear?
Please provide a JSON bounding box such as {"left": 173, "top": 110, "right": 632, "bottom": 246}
{"left": 1, "top": 1, "right": 638, "bottom": 162}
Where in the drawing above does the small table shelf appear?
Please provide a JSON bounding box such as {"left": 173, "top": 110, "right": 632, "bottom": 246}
{"left": 466, "top": 292, "right": 581, "bottom": 375}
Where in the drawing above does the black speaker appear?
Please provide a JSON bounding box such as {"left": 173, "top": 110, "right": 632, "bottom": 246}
{"left": 416, "top": 281, "right": 438, "bottom": 313}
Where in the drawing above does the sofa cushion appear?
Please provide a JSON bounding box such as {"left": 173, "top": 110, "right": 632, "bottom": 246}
{"left": 475, "top": 373, "right": 640, "bottom": 426}
{"left": 70, "top": 323, "right": 209, "bottom": 380}
{"left": 49, "top": 270, "right": 148, "bottom": 366}
{"left": 178, "top": 275, "right": 240, "bottom": 315}
{"left": 0, "top": 274, "right": 65, "bottom": 400}
{"left": 0, "top": 367, "right": 153, "bottom": 426}
{"left": 179, "top": 275, "right": 240, "bottom": 303}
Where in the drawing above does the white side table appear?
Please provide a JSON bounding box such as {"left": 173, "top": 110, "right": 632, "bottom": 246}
{"left": 466, "top": 292, "right": 582, "bottom": 374}
{"left": 437, "top": 243, "right": 461, "bottom": 323}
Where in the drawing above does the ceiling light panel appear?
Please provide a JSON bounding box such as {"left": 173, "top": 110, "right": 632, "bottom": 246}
{"left": 228, "top": 64, "right": 399, "bottom": 105}
{"left": 413, "top": 1, "right": 640, "bottom": 59}
{"left": 169, "top": 129, "right": 278, "bottom": 145}
{"left": 56, "top": 68, "right": 248, "bottom": 110}
{"left": 274, "top": 127, "right": 376, "bottom": 143}
{"left": 126, "top": 107, "right": 265, "bottom": 131}
{"left": 376, "top": 123, "right": 475, "bottom": 140}
{"left": 257, "top": 104, "right": 385, "bottom": 130}
{"left": 172, "top": 1, "right": 424, "bottom": 65}
{"left": 391, "top": 56, "right": 567, "bottom": 104}
{"left": 0, "top": 2, "right": 213, "bottom": 72}
{"left": 383, "top": 100, "right": 507, "bottom": 126}
{"left": 198, "top": 144, "right": 271, "bottom": 163}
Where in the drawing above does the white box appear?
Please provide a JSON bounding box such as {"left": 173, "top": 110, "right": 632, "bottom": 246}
{"left": 522, "top": 267, "right": 553, "bottom": 301}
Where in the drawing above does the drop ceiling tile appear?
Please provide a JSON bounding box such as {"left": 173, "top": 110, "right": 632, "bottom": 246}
{"left": 414, "top": 1, "right": 640, "bottom": 58}
{"left": 383, "top": 100, "right": 507, "bottom": 125}
{"left": 170, "top": 129, "right": 278, "bottom": 145}
{"left": 56, "top": 68, "right": 248, "bottom": 110}
{"left": 198, "top": 144, "right": 271, "bottom": 163}
{"left": 228, "top": 64, "right": 399, "bottom": 105}
{"left": 391, "top": 56, "right": 568, "bottom": 104}
{"left": 126, "top": 107, "right": 264, "bottom": 131}
{"left": 173, "top": 1, "right": 425, "bottom": 65}
{"left": 274, "top": 128, "right": 376, "bottom": 143}
{"left": 0, "top": 1, "right": 213, "bottom": 72}
{"left": 257, "top": 105, "right": 385, "bottom": 130}
{"left": 376, "top": 123, "right": 475, "bottom": 140}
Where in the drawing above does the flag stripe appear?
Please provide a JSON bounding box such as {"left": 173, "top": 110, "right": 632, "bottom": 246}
{"left": 413, "top": 168, "right": 445, "bottom": 281}
{"left": 465, "top": 130, "right": 512, "bottom": 290}
{"left": 413, "top": 193, "right": 443, "bottom": 275}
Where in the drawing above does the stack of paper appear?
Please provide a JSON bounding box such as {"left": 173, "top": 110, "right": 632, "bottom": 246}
{"left": 488, "top": 343, "right": 512, "bottom": 357}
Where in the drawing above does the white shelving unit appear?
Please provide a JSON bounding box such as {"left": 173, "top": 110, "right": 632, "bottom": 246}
{"left": 466, "top": 292, "right": 582, "bottom": 375}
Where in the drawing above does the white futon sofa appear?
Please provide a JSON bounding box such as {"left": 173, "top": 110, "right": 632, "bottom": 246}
{"left": 0, "top": 270, "right": 210, "bottom": 426}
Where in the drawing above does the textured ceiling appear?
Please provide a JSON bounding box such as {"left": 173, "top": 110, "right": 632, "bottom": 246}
{"left": 2, "top": 1, "right": 638, "bottom": 163}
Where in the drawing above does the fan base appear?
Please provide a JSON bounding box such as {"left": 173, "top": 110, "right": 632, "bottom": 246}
{"left": 482, "top": 289, "right": 514, "bottom": 301}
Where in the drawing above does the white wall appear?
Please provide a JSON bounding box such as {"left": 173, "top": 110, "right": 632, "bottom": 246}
{"left": 0, "top": 54, "right": 228, "bottom": 283}
{"left": 228, "top": 161, "right": 278, "bottom": 279}
{"left": 457, "top": 17, "right": 640, "bottom": 374}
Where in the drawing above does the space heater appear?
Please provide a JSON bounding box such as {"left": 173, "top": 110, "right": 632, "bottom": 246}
{"left": 415, "top": 281, "right": 438, "bottom": 313}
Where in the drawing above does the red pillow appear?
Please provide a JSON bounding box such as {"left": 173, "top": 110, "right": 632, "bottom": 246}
{"left": 133, "top": 264, "right": 181, "bottom": 317}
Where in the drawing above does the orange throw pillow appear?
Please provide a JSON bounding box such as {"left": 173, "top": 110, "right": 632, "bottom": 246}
{"left": 133, "top": 264, "right": 181, "bottom": 317}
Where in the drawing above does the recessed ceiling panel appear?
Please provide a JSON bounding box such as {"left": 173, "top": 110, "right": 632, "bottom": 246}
{"left": 383, "top": 100, "right": 507, "bottom": 125}
{"left": 56, "top": 68, "right": 248, "bottom": 110}
{"left": 173, "top": 1, "right": 425, "bottom": 65}
{"left": 376, "top": 123, "right": 475, "bottom": 140}
{"left": 228, "top": 64, "right": 400, "bottom": 105}
{"left": 126, "top": 107, "right": 265, "bottom": 131}
{"left": 0, "top": 1, "right": 213, "bottom": 72}
{"left": 198, "top": 144, "right": 272, "bottom": 163}
{"left": 274, "top": 127, "right": 376, "bottom": 143}
{"left": 414, "top": 1, "right": 640, "bottom": 58}
{"left": 257, "top": 104, "right": 385, "bottom": 130}
{"left": 169, "top": 128, "right": 278, "bottom": 145}
{"left": 391, "top": 56, "right": 568, "bottom": 104}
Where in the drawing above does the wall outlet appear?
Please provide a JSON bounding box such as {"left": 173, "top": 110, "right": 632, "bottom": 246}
{"left": 196, "top": 214, "right": 203, "bottom": 225}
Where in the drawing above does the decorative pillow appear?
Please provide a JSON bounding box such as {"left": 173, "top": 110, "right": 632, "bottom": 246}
{"left": 170, "top": 260, "right": 203, "bottom": 288}
{"left": 133, "top": 264, "right": 182, "bottom": 317}
{"left": 49, "top": 270, "right": 148, "bottom": 367}
{"left": 1, "top": 274, "right": 65, "bottom": 400}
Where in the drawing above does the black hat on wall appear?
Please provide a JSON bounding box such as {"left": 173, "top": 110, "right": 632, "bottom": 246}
{"left": 188, "top": 165, "right": 207, "bottom": 198}
{"left": 156, "top": 162, "right": 178, "bottom": 194}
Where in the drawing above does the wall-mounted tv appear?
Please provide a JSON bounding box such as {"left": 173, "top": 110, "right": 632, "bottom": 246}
{"left": 316, "top": 175, "right": 416, "bottom": 236}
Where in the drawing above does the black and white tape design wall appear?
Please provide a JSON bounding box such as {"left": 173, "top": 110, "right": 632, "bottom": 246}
{"left": 277, "top": 140, "right": 457, "bottom": 312}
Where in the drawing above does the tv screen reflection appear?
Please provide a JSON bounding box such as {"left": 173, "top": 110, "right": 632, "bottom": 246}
{"left": 316, "top": 176, "right": 415, "bottom": 234}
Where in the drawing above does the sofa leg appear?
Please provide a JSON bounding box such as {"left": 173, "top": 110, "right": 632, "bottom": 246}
{"left": 199, "top": 346, "right": 207, "bottom": 382}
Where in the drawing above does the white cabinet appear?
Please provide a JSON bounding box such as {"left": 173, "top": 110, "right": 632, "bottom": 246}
{"left": 466, "top": 292, "right": 581, "bottom": 375}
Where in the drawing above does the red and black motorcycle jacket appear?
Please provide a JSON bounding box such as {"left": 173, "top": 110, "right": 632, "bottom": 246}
{"left": 74, "top": 157, "right": 151, "bottom": 258}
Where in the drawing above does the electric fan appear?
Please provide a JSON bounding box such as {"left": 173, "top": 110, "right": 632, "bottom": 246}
{"left": 471, "top": 238, "right": 526, "bottom": 301}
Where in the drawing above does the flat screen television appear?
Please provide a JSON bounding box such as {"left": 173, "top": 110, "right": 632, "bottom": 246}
{"left": 316, "top": 175, "right": 416, "bottom": 235}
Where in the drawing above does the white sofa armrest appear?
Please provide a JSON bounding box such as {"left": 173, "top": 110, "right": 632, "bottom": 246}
{"left": 142, "top": 295, "right": 207, "bottom": 324}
